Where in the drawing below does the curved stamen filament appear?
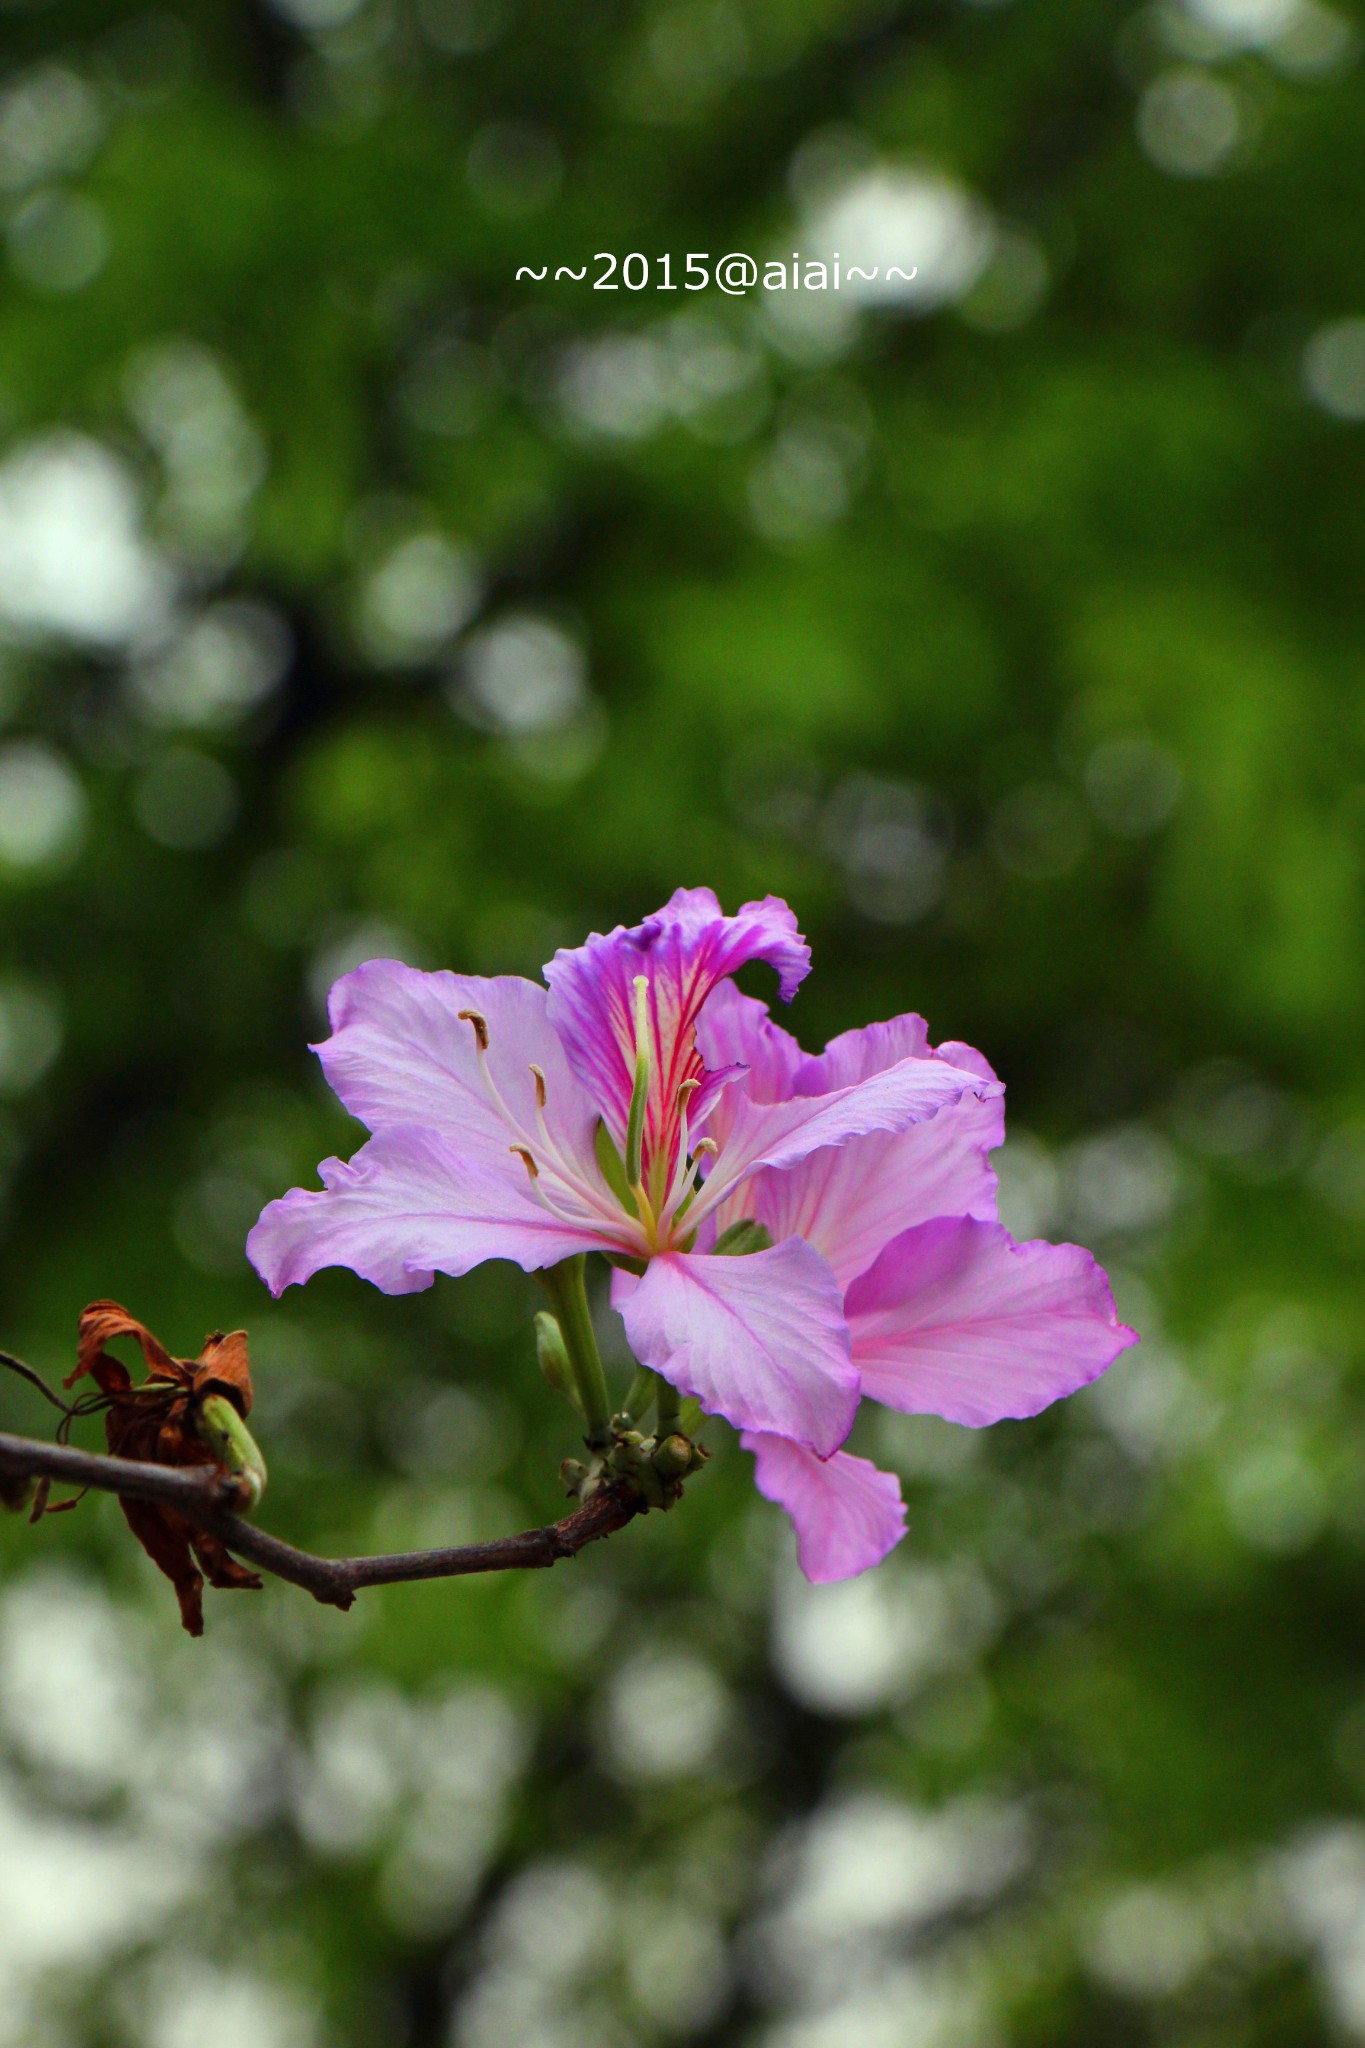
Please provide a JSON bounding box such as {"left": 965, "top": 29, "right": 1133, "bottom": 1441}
{"left": 657, "top": 1078, "right": 702, "bottom": 1232}
{"left": 671, "top": 1139, "right": 735, "bottom": 1235}
{"left": 511, "top": 1141, "right": 630, "bottom": 1233}
{"left": 456, "top": 1011, "right": 641, "bottom": 1239}
{"left": 674, "top": 1138, "right": 717, "bottom": 1223}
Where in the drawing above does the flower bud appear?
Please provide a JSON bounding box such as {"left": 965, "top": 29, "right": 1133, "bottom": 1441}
{"left": 560, "top": 1456, "right": 589, "bottom": 1496}
{"left": 193, "top": 1391, "right": 267, "bottom": 1511}
{"left": 535, "top": 1311, "right": 583, "bottom": 1415}
{"left": 651, "top": 1433, "right": 694, "bottom": 1482}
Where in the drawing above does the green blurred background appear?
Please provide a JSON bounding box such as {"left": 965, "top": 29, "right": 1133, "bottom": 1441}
{"left": 1, "top": 0, "right": 1364, "bottom": 2040}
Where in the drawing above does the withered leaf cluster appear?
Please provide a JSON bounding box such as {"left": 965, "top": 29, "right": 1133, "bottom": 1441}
{"left": 64, "top": 1301, "right": 263, "bottom": 1636}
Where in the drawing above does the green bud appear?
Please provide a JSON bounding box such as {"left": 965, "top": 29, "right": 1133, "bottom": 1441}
{"left": 192, "top": 1392, "right": 267, "bottom": 1512}
{"left": 535, "top": 1311, "right": 584, "bottom": 1415}
{"left": 609, "top": 1431, "right": 649, "bottom": 1477}
{"left": 651, "top": 1433, "right": 694, "bottom": 1482}
{"left": 560, "top": 1456, "right": 589, "bottom": 1496}
{"left": 713, "top": 1219, "right": 774, "bottom": 1257}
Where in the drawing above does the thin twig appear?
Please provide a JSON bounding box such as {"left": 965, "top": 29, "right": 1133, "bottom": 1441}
{"left": 0, "top": 1350, "right": 74, "bottom": 1418}
{"left": 0, "top": 1426, "right": 641, "bottom": 1611}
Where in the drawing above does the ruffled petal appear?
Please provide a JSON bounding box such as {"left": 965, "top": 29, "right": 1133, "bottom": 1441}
{"left": 317, "top": 961, "right": 600, "bottom": 1171}
{"left": 617, "top": 1240, "right": 858, "bottom": 1457}
{"left": 736, "top": 1100, "right": 1002, "bottom": 1292}
{"left": 742, "top": 1431, "right": 907, "bottom": 1583}
{"left": 703, "top": 1000, "right": 1003, "bottom": 1288}
{"left": 246, "top": 1129, "right": 605, "bottom": 1298}
{"left": 844, "top": 1217, "right": 1138, "bottom": 1426}
{"left": 794, "top": 1012, "right": 934, "bottom": 1089}
{"left": 692, "top": 1056, "right": 1002, "bottom": 1225}
{"left": 543, "top": 889, "right": 810, "bottom": 1174}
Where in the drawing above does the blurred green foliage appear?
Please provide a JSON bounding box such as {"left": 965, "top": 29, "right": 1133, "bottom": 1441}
{"left": 1, "top": 0, "right": 1365, "bottom": 2042}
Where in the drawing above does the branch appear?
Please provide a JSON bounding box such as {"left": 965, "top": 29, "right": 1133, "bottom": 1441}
{"left": 0, "top": 1426, "right": 641, "bottom": 1611}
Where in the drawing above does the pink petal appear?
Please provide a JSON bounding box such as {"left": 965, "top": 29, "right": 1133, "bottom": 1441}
{"left": 733, "top": 1096, "right": 1003, "bottom": 1291}
{"left": 793, "top": 1012, "right": 933, "bottom": 1089}
{"left": 543, "top": 889, "right": 810, "bottom": 1166}
{"left": 695, "top": 981, "right": 805, "bottom": 1105}
{"left": 742, "top": 1432, "right": 907, "bottom": 1583}
{"left": 317, "top": 961, "right": 599, "bottom": 1171}
{"left": 845, "top": 1217, "right": 1138, "bottom": 1426}
{"left": 693, "top": 1056, "right": 1002, "bottom": 1222}
{"left": 618, "top": 1241, "right": 858, "bottom": 1457}
{"left": 246, "top": 1129, "right": 604, "bottom": 1297}
{"left": 704, "top": 1005, "right": 1003, "bottom": 1288}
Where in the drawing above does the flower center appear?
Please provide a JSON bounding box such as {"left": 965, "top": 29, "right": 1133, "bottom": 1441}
{"left": 456, "top": 992, "right": 719, "bottom": 1257}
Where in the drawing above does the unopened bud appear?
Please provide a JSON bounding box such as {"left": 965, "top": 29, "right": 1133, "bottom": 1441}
{"left": 535, "top": 1311, "right": 583, "bottom": 1415}
{"left": 609, "top": 1432, "right": 647, "bottom": 1476}
{"left": 652, "top": 1433, "right": 694, "bottom": 1482}
{"left": 560, "top": 1457, "right": 588, "bottom": 1496}
{"left": 193, "top": 1391, "right": 267, "bottom": 1511}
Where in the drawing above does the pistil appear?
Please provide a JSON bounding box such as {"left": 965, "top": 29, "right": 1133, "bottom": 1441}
{"left": 624, "top": 974, "right": 651, "bottom": 1191}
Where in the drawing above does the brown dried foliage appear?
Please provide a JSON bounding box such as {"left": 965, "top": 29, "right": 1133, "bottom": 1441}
{"left": 63, "top": 1301, "right": 263, "bottom": 1636}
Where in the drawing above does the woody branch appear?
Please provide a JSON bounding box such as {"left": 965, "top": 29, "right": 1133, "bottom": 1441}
{"left": 0, "top": 1422, "right": 640, "bottom": 1611}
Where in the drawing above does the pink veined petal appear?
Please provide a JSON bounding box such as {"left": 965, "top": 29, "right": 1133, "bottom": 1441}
{"left": 844, "top": 1216, "right": 1139, "bottom": 1426}
{"left": 316, "top": 961, "right": 602, "bottom": 1175}
{"left": 692, "top": 1056, "right": 1002, "bottom": 1226}
{"left": 741, "top": 1431, "right": 907, "bottom": 1583}
{"left": 702, "top": 999, "right": 1003, "bottom": 1287}
{"left": 543, "top": 888, "right": 810, "bottom": 1171}
{"left": 246, "top": 1128, "right": 607, "bottom": 1298}
{"left": 695, "top": 981, "right": 805, "bottom": 1107}
{"left": 730, "top": 1095, "right": 1003, "bottom": 1291}
{"left": 794, "top": 1012, "right": 933, "bottom": 1090}
{"left": 617, "top": 1241, "right": 858, "bottom": 1457}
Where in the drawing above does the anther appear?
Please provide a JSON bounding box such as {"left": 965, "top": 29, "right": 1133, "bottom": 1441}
{"left": 693, "top": 1138, "right": 718, "bottom": 1161}
{"left": 458, "top": 1009, "right": 490, "bottom": 1052}
{"left": 509, "top": 1145, "right": 539, "bottom": 1180}
{"left": 529, "top": 1063, "right": 548, "bottom": 1109}
{"left": 676, "top": 1078, "right": 700, "bottom": 1110}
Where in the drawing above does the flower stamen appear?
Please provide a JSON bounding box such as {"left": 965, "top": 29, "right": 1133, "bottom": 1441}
{"left": 669, "top": 1136, "right": 718, "bottom": 1228}
{"left": 658, "top": 1077, "right": 703, "bottom": 1230}
{"left": 457, "top": 1011, "right": 628, "bottom": 1235}
{"left": 457, "top": 1008, "right": 489, "bottom": 1051}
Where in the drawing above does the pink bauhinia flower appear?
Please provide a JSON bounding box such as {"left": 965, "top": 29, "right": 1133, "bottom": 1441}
{"left": 687, "top": 983, "right": 1138, "bottom": 1581}
{"left": 246, "top": 887, "right": 1135, "bottom": 1581}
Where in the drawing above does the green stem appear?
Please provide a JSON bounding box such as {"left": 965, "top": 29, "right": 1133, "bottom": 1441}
{"left": 622, "top": 1367, "right": 656, "bottom": 1422}
{"left": 540, "top": 1258, "right": 612, "bottom": 1450}
{"left": 652, "top": 1371, "right": 681, "bottom": 1435}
